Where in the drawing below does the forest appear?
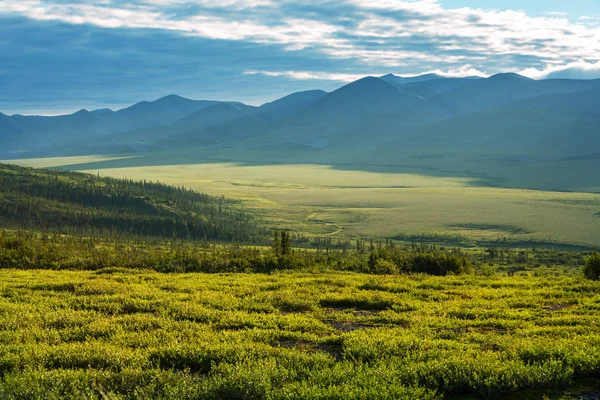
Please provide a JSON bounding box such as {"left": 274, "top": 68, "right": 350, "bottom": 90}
{"left": 0, "top": 163, "right": 263, "bottom": 243}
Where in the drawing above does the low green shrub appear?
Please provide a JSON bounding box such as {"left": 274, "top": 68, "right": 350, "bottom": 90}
{"left": 583, "top": 252, "right": 600, "bottom": 280}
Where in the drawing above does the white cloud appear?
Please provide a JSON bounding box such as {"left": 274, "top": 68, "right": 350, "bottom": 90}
{"left": 520, "top": 60, "right": 600, "bottom": 79}
{"left": 140, "top": 0, "right": 274, "bottom": 7}
{"left": 2, "top": 0, "right": 599, "bottom": 74}
{"left": 418, "top": 65, "right": 489, "bottom": 78}
{"left": 347, "top": 0, "right": 442, "bottom": 14}
{"left": 244, "top": 70, "right": 368, "bottom": 82}
{"left": 545, "top": 11, "right": 568, "bottom": 17}
{"left": 246, "top": 64, "right": 489, "bottom": 83}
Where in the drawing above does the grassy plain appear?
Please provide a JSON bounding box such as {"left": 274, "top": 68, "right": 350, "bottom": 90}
{"left": 1, "top": 269, "right": 599, "bottom": 399}
{"left": 9, "top": 156, "right": 600, "bottom": 248}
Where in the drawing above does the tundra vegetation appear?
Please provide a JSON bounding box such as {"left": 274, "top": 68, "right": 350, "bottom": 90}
{"left": 0, "top": 269, "right": 599, "bottom": 399}
{"left": 0, "top": 164, "right": 599, "bottom": 399}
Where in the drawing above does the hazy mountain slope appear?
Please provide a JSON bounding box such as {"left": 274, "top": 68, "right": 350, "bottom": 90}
{"left": 0, "top": 112, "right": 22, "bottom": 135}
{"left": 354, "top": 85, "right": 600, "bottom": 190}
{"left": 0, "top": 113, "right": 26, "bottom": 157}
{"left": 412, "top": 109, "right": 599, "bottom": 157}
{"left": 381, "top": 74, "right": 483, "bottom": 92}
{"left": 91, "top": 108, "right": 114, "bottom": 115}
{"left": 402, "top": 85, "right": 600, "bottom": 156}
{"left": 380, "top": 73, "right": 444, "bottom": 87}
{"left": 101, "top": 95, "right": 220, "bottom": 131}
{"left": 247, "top": 77, "right": 454, "bottom": 148}
{"left": 0, "top": 95, "right": 222, "bottom": 154}
{"left": 6, "top": 109, "right": 120, "bottom": 149}
{"left": 156, "top": 103, "right": 274, "bottom": 147}
{"left": 507, "top": 85, "right": 600, "bottom": 116}
{"left": 401, "top": 77, "right": 484, "bottom": 94}
{"left": 173, "top": 103, "right": 259, "bottom": 129}
{"left": 84, "top": 102, "right": 269, "bottom": 152}
{"left": 259, "top": 90, "right": 327, "bottom": 119}
{"left": 437, "top": 74, "right": 600, "bottom": 111}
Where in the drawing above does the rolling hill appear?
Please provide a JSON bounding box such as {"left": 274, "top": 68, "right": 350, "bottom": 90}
{"left": 0, "top": 162, "right": 264, "bottom": 242}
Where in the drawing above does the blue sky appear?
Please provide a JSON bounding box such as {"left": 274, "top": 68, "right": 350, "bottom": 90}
{"left": 1, "top": 0, "right": 599, "bottom": 115}
{"left": 440, "top": 0, "right": 600, "bottom": 18}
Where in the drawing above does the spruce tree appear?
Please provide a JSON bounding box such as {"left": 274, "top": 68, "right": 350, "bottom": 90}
{"left": 273, "top": 231, "right": 280, "bottom": 256}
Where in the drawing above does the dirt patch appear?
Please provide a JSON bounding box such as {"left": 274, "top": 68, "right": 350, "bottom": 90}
{"left": 543, "top": 304, "right": 577, "bottom": 312}
{"left": 314, "top": 344, "right": 344, "bottom": 361}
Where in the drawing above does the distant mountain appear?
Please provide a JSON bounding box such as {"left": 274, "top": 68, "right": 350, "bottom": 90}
{"left": 360, "top": 84, "right": 600, "bottom": 190}
{"left": 101, "top": 95, "right": 221, "bottom": 131}
{"left": 0, "top": 95, "right": 227, "bottom": 154}
{"left": 436, "top": 73, "right": 600, "bottom": 111}
{"left": 0, "top": 113, "right": 25, "bottom": 157}
{"left": 401, "top": 77, "right": 484, "bottom": 95}
{"left": 508, "top": 85, "right": 600, "bottom": 116}
{"left": 0, "top": 112, "right": 22, "bottom": 135}
{"left": 7, "top": 109, "right": 119, "bottom": 148}
{"left": 3, "top": 73, "right": 600, "bottom": 191}
{"left": 381, "top": 73, "right": 483, "bottom": 90}
{"left": 242, "top": 77, "right": 453, "bottom": 148}
{"left": 92, "top": 108, "right": 114, "bottom": 115}
{"left": 174, "top": 102, "right": 259, "bottom": 129}
{"left": 380, "top": 73, "right": 445, "bottom": 86}
{"left": 260, "top": 90, "right": 327, "bottom": 119}
{"left": 88, "top": 102, "right": 270, "bottom": 152}
{"left": 306, "top": 77, "right": 449, "bottom": 120}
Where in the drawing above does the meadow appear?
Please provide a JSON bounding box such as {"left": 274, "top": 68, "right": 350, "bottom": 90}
{"left": 1, "top": 268, "right": 599, "bottom": 399}
{"left": 1, "top": 157, "right": 600, "bottom": 399}
{"left": 9, "top": 156, "right": 600, "bottom": 248}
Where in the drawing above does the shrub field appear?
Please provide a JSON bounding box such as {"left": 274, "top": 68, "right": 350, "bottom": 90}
{"left": 0, "top": 269, "right": 599, "bottom": 399}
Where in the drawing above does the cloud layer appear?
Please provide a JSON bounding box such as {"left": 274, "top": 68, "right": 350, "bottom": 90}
{"left": 1, "top": 0, "right": 599, "bottom": 113}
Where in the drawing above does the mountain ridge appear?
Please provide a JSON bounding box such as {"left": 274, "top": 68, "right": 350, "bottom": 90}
{"left": 2, "top": 73, "right": 600, "bottom": 191}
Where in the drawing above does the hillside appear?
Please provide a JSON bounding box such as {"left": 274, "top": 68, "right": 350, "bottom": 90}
{"left": 0, "top": 95, "right": 228, "bottom": 156}
{"left": 0, "top": 163, "right": 264, "bottom": 242}
{"left": 236, "top": 77, "right": 453, "bottom": 149}
{"left": 259, "top": 90, "right": 328, "bottom": 119}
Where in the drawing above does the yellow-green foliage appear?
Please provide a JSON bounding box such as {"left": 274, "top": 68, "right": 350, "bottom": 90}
{"left": 584, "top": 252, "right": 600, "bottom": 280}
{"left": 0, "top": 269, "right": 599, "bottom": 399}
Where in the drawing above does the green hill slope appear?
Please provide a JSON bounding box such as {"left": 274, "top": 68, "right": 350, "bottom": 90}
{"left": 0, "top": 163, "right": 264, "bottom": 242}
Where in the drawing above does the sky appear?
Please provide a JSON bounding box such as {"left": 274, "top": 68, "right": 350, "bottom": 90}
{"left": 1, "top": 0, "right": 599, "bottom": 115}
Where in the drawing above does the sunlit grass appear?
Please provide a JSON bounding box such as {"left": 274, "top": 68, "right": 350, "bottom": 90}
{"left": 0, "top": 269, "right": 599, "bottom": 399}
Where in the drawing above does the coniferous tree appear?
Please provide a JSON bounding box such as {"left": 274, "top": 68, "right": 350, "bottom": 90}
{"left": 280, "top": 231, "right": 292, "bottom": 255}
{"left": 273, "top": 231, "right": 280, "bottom": 256}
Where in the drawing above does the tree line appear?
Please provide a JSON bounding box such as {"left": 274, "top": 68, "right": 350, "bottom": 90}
{"left": 0, "top": 163, "right": 265, "bottom": 243}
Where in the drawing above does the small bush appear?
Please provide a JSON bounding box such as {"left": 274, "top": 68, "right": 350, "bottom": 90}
{"left": 372, "top": 259, "right": 399, "bottom": 275}
{"left": 583, "top": 252, "right": 600, "bottom": 280}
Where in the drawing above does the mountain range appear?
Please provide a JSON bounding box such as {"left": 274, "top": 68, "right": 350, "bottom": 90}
{"left": 1, "top": 72, "right": 599, "bottom": 192}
